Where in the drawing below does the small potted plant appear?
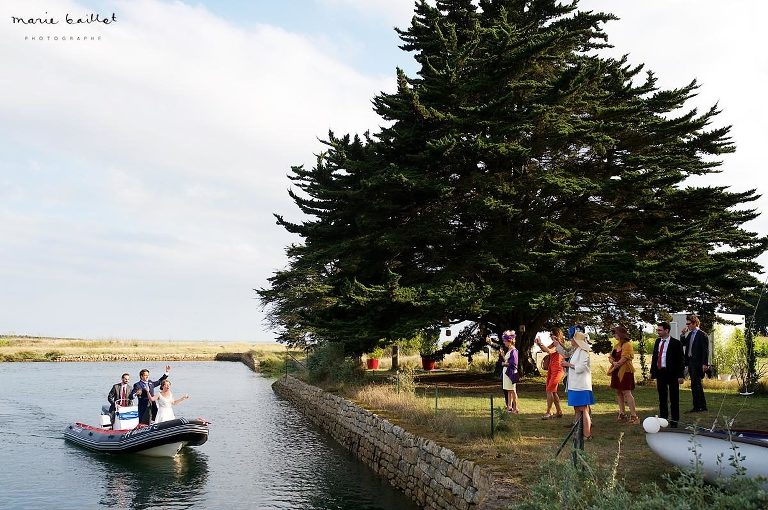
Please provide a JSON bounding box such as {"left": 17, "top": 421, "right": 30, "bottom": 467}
{"left": 366, "top": 347, "right": 385, "bottom": 370}
{"left": 419, "top": 334, "right": 440, "bottom": 371}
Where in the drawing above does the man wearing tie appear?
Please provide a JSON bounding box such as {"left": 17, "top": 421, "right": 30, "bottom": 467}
{"left": 650, "top": 322, "right": 684, "bottom": 427}
{"left": 681, "top": 315, "right": 709, "bottom": 412}
{"left": 107, "top": 373, "right": 134, "bottom": 426}
{"left": 133, "top": 365, "right": 171, "bottom": 425}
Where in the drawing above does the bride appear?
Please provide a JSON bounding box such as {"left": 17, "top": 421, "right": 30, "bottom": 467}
{"left": 149, "top": 379, "right": 189, "bottom": 423}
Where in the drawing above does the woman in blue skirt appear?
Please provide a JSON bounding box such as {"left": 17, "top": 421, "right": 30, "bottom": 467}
{"left": 562, "top": 331, "right": 595, "bottom": 439}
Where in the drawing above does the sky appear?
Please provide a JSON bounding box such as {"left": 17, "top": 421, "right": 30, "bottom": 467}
{"left": 1, "top": 1, "right": 766, "bottom": 341}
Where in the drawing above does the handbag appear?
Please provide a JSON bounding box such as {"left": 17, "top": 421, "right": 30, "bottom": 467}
{"left": 541, "top": 354, "right": 551, "bottom": 371}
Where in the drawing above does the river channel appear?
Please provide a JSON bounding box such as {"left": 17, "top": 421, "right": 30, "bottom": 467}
{"left": 0, "top": 361, "right": 420, "bottom": 510}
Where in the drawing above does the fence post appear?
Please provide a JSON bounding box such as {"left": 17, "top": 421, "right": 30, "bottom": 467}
{"left": 490, "top": 395, "right": 494, "bottom": 439}
{"left": 434, "top": 383, "right": 438, "bottom": 414}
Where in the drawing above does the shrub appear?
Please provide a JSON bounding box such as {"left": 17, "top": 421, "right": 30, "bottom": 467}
{"left": 754, "top": 336, "right": 768, "bottom": 358}
{"left": 511, "top": 444, "right": 768, "bottom": 510}
{"left": 258, "top": 354, "right": 285, "bottom": 376}
{"left": 711, "top": 329, "right": 741, "bottom": 377}
{"left": 306, "top": 342, "right": 365, "bottom": 384}
{"left": 468, "top": 358, "right": 495, "bottom": 373}
{"left": 44, "top": 351, "right": 64, "bottom": 360}
{"left": 14, "top": 351, "right": 39, "bottom": 361}
{"left": 440, "top": 352, "right": 468, "bottom": 369}
{"left": 389, "top": 364, "right": 416, "bottom": 394}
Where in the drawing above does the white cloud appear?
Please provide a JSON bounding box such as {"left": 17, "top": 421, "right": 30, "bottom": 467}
{"left": 1, "top": 0, "right": 766, "bottom": 339}
{"left": 0, "top": 0, "right": 396, "bottom": 339}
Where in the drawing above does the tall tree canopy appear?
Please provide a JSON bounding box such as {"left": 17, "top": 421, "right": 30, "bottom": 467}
{"left": 258, "top": 0, "right": 767, "bottom": 368}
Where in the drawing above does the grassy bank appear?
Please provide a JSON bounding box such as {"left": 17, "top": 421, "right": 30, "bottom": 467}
{"left": 310, "top": 352, "right": 767, "bottom": 497}
{"left": 0, "top": 335, "right": 285, "bottom": 362}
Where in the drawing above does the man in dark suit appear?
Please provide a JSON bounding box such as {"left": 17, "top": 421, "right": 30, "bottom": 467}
{"left": 132, "top": 365, "right": 171, "bottom": 424}
{"left": 107, "top": 372, "right": 134, "bottom": 425}
{"left": 650, "top": 322, "right": 685, "bottom": 427}
{"left": 681, "top": 315, "right": 709, "bottom": 412}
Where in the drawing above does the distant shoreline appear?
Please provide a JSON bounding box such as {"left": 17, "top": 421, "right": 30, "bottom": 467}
{"left": 0, "top": 335, "right": 283, "bottom": 363}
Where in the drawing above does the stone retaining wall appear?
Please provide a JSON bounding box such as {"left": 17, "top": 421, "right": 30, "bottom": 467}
{"left": 214, "top": 351, "right": 259, "bottom": 371}
{"left": 272, "top": 376, "right": 495, "bottom": 510}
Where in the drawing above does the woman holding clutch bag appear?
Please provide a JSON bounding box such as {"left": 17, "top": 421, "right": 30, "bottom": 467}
{"left": 608, "top": 326, "right": 638, "bottom": 424}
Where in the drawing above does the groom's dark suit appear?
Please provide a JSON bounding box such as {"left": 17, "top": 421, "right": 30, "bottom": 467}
{"left": 133, "top": 373, "right": 168, "bottom": 425}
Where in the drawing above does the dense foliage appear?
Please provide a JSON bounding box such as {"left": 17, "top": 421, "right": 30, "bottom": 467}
{"left": 258, "top": 0, "right": 766, "bottom": 367}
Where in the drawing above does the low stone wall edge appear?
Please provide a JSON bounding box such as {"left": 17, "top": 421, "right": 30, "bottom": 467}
{"left": 272, "top": 375, "right": 494, "bottom": 510}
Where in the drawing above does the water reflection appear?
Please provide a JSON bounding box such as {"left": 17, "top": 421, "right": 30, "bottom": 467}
{"left": 90, "top": 448, "right": 209, "bottom": 509}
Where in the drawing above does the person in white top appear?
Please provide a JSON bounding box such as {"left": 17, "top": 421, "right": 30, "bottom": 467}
{"left": 561, "top": 331, "right": 595, "bottom": 439}
{"left": 148, "top": 379, "right": 189, "bottom": 423}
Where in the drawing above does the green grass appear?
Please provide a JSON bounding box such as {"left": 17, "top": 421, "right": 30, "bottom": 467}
{"left": 339, "top": 354, "right": 768, "bottom": 498}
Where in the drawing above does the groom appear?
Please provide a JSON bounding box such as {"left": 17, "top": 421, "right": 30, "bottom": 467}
{"left": 133, "top": 365, "right": 171, "bottom": 424}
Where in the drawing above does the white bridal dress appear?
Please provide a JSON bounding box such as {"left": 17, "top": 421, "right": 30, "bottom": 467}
{"left": 155, "top": 393, "right": 175, "bottom": 423}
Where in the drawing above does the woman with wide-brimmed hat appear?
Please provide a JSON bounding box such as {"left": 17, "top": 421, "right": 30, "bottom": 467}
{"left": 609, "top": 325, "right": 638, "bottom": 423}
{"left": 561, "top": 331, "right": 595, "bottom": 438}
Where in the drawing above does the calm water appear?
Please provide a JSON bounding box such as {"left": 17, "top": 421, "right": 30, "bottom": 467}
{"left": 0, "top": 362, "right": 420, "bottom": 510}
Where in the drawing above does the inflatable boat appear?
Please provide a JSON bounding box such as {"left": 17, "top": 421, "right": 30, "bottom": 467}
{"left": 644, "top": 417, "right": 768, "bottom": 487}
{"left": 64, "top": 403, "right": 209, "bottom": 457}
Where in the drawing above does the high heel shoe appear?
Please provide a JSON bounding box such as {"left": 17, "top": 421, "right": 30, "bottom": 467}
{"left": 629, "top": 415, "right": 639, "bottom": 424}
{"left": 616, "top": 412, "right": 627, "bottom": 422}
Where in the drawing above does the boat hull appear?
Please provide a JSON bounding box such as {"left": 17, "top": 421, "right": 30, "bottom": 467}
{"left": 64, "top": 417, "right": 209, "bottom": 457}
{"left": 645, "top": 428, "right": 768, "bottom": 486}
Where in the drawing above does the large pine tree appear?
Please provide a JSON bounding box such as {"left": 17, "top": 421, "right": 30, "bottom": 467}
{"left": 259, "top": 0, "right": 767, "bottom": 369}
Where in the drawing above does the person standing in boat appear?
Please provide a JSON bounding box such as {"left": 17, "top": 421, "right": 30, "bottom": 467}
{"left": 147, "top": 380, "right": 189, "bottom": 423}
{"left": 681, "top": 315, "right": 709, "bottom": 412}
{"left": 107, "top": 372, "right": 134, "bottom": 425}
{"left": 133, "top": 365, "right": 171, "bottom": 425}
{"left": 650, "top": 322, "right": 684, "bottom": 427}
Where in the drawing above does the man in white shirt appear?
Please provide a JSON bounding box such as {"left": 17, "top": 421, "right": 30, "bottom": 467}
{"left": 681, "top": 315, "right": 709, "bottom": 412}
{"left": 650, "top": 322, "right": 685, "bottom": 427}
{"left": 132, "top": 365, "right": 171, "bottom": 424}
{"left": 107, "top": 373, "right": 133, "bottom": 425}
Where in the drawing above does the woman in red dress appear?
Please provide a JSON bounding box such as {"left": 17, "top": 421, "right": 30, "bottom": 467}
{"left": 536, "top": 328, "right": 565, "bottom": 419}
{"left": 608, "top": 326, "right": 638, "bottom": 424}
